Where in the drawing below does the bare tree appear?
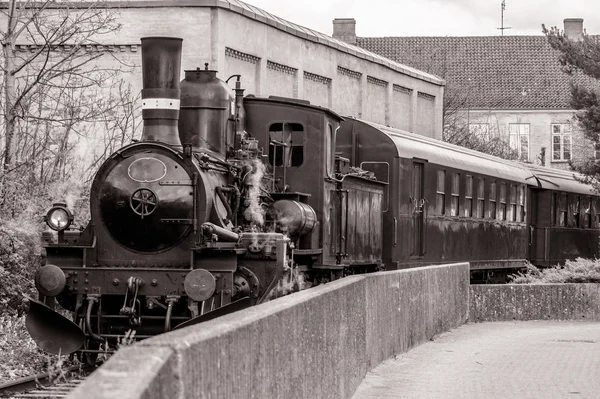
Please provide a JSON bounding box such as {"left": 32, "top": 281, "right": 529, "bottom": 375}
{"left": 443, "top": 84, "right": 519, "bottom": 160}
{"left": 0, "top": 1, "right": 139, "bottom": 216}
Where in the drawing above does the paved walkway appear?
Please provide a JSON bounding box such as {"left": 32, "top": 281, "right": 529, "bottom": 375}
{"left": 352, "top": 321, "right": 600, "bottom": 399}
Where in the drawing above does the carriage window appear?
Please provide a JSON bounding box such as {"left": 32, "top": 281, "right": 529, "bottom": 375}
{"left": 451, "top": 173, "right": 460, "bottom": 216}
{"left": 477, "top": 178, "right": 485, "bottom": 218}
{"left": 584, "top": 197, "right": 592, "bottom": 229}
{"left": 595, "top": 199, "right": 600, "bottom": 228}
{"left": 268, "top": 122, "right": 304, "bottom": 167}
{"left": 489, "top": 181, "right": 497, "bottom": 219}
{"left": 551, "top": 193, "right": 557, "bottom": 226}
{"left": 436, "top": 170, "right": 446, "bottom": 215}
{"left": 517, "top": 185, "right": 525, "bottom": 222}
{"left": 465, "top": 175, "right": 473, "bottom": 217}
{"left": 499, "top": 183, "right": 507, "bottom": 221}
{"left": 509, "top": 185, "right": 517, "bottom": 221}
{"left": 518, "top": 185, "right": 526, "bottom": 222}
{"left": 572, "top": 195, "right": 581, "bottom": 228}
{"left": 558, "top": 193, "right": 567, "bottom": 227}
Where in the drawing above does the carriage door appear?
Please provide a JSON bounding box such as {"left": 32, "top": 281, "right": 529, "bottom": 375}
{"left": 411, "top": 161, "right": 426, "bottom": 257}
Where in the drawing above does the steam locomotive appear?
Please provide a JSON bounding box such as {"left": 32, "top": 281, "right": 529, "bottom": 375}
{"left": 26, "top": 37, "right": 600, "bottom": 362}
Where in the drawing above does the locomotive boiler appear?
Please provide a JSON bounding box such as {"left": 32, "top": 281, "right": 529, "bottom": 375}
{"left": 27, "top": 36, "right": 387, "bottom": 362}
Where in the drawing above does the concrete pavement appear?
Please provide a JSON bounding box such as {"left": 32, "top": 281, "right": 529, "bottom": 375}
{"left": 352, "top": 321, "right": 600, "bottom": 399}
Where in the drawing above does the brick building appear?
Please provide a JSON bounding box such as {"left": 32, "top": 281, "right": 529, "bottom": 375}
{"left": 334, "top": 18, "right": 599, "bottom": 170}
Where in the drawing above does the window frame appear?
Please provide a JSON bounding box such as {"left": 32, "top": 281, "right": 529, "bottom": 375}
{"left": 572, "top": 195, "right": 581, "bottom": 228}
{"left": 499, "top": 182, "right": 507, "bottom": 221}
{"left": 465, "top": 175, "right": 473, "bottom": 217}
{"left": 325, "top": 123, "right": 335, "bottom": 177}
{"left": 268, "top": 121, "right": 306, "bottom": 168}
{"left": 584, "top": 197, "right": 592, "bottom": 229}
{"left": 477, "top": 177, "right": 485, "bottom": 218}
{"left": 509, "top": 184, "right": 517, "bottom": 222}
{"left": 557, "top": 192, "right": 568, "bottom": 227}
{"left": 489, "top": 181, "right": 497, "bottom": 219}
{"left": 518, "top": 185, "right": 525, "bottom": 222}
{"left": 509, "top": 123, "right": 530, "bottom": 162}
{"left": 436, "top": 169, "right": 446, "bottom": 215}
{"left": 468, "top": 123, "right": 490, "bottom": 141}
{"left": 551, "top": 123, "right": 572, "bottom": 162}
{"left": 450, "top": 172, "right": 460, "bottom": 216}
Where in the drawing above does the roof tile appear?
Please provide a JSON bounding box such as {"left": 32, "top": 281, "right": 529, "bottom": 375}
{"left": 356, "top": 35, "right": 598, "bottom": 109}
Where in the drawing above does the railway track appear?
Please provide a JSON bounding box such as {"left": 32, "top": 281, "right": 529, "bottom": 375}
{"left": 0, "top": 364, "right": 94, "bottom": 399}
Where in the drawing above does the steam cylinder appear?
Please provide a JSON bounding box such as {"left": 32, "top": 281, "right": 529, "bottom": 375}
{"left": 178, "top": 66, "right": 234, "bottom": 155}
{"left": 140, "top": 37, "right": 183, "bottom": 146}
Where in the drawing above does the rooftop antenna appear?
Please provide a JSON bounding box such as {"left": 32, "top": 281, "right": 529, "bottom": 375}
{"left": 497, "top": 0, "right": 512, "bottom": 36}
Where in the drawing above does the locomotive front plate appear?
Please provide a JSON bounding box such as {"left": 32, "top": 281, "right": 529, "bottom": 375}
{"left": 98, "top": 151, "right": 194, "bottom": 253}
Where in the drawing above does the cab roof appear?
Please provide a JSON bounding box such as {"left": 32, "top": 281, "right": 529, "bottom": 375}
{"left": 244, "top": 95, "right": 343, "bottom": 121}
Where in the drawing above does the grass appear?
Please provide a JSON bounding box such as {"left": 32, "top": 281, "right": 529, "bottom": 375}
{"left": 0, "top": 314, "right": 79, "bottom": 384}
{"left": 510, "top": 258, "right": 600, "bottom": 284}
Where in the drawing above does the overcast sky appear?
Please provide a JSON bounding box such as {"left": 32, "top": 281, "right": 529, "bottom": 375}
{"left": 248, "top": 0, "right": 599, "bottom": 37}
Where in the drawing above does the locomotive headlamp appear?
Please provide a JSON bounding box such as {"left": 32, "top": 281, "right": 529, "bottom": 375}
{"left": 45, "top": 202, "right": 73, "bottom": 231}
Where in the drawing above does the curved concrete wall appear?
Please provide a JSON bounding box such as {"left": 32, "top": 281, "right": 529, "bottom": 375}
{"left": 67, "top": 263, "right": 469, "bottom": 399}
{"left": 470, "top": 283, "right": 600, "bottom": 321}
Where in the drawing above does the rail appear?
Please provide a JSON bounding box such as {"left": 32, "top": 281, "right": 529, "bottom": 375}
{"left": 0, "top": 364, "right": 95, "bottom": 398}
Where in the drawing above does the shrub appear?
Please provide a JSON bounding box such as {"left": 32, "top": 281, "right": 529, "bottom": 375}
{"left": 0, "top": 219, "right": 40, "bottom": 316}
{"left": 509, "top": 258, "right": 600, "bottom": 284}
{"left": 0, "top": 315, "right": 48, "bottom": 381}
{"left": 0, "top": 314, "right": 81, "bottom": 383}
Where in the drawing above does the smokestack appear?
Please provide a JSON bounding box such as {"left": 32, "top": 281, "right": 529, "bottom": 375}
{"left": 564, "top": 18, "right": 584, "bottom": 41}
{"left": 140, "top": 37, "right": 183, "bottom": 146}
{"left": 332, "top": 18, "right": 356, "bottom": 45}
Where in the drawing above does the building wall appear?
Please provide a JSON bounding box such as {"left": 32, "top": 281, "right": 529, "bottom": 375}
{"left": 468, "top": 110, "right": 592, "bottom": 169}
{"left": 416, "top": 92, "right": 436, "bottom": 138}
{"left": 335, "top": 67, "right": 362, "bottom": 117}
{"left": 303, "top": 72, "right": 332, "bottom": 108}
{"left": 391, "top": 85, "right": 412, "bottom": 131}
{"left": 0, "top": 2, "right": 445, "bottom": 139}
{"left": 210, "top": 7, "right": 444, "bottom": 138}
{"left": 365, "top": 76, "right": 387, "bottom": 123}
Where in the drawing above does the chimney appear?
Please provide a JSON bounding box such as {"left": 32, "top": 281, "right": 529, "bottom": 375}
{"left": 332, "top": 18, "right": 356, "bottom": 45}
{"left": 140, "top": 37, "right": 183, "bottom": 146}
{"left": 564, "top": 18, "right": 584, "bottom": 41}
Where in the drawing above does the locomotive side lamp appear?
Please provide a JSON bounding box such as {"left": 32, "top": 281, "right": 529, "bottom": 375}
{"left": 44, "top": 202, "right": 73, "bottom": 231}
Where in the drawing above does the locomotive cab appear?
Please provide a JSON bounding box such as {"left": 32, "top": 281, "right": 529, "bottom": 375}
{"left": 244, "top": 97, "right": 385, "bottom": 271}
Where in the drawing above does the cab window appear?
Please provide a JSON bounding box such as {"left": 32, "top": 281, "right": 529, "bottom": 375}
{"left": 326, "top": 123, "right": 335, "bottom": 177}
{"left": 268, "top": 122, "right": 304, "bottom": 167}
